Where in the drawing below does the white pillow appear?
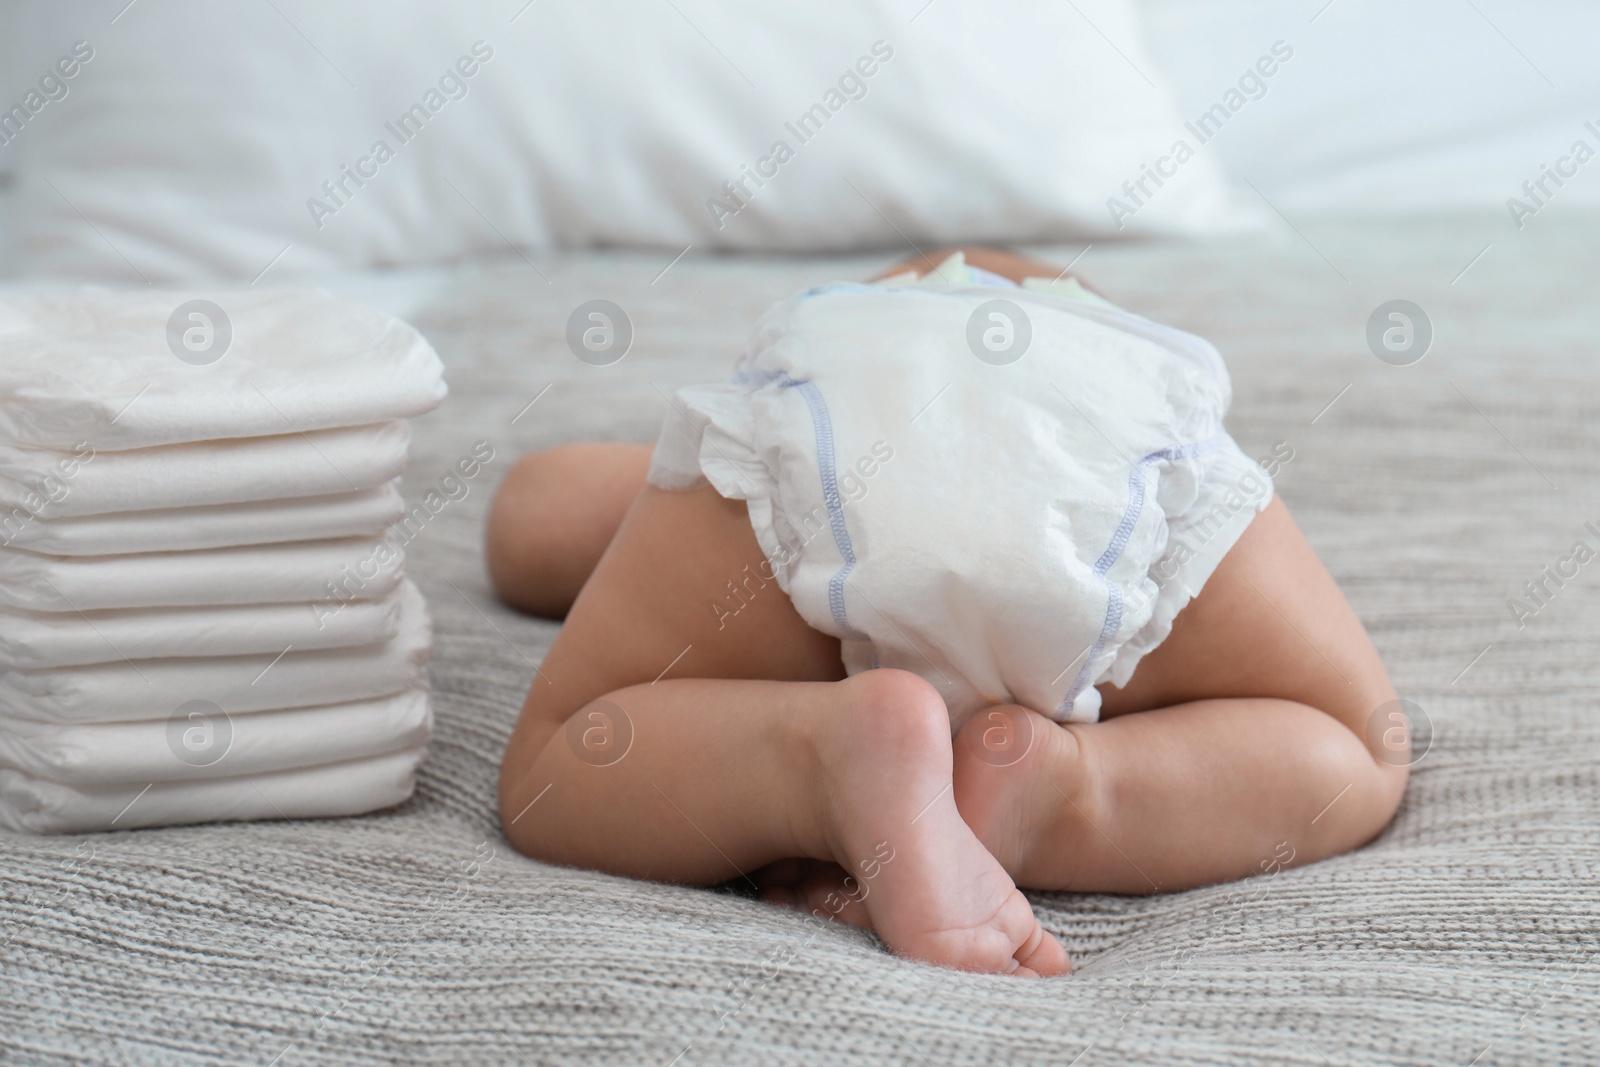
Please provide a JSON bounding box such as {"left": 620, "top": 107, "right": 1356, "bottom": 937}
{"left": 0, "top": 24, "right": 25, "bottom": 277}
{"left": 1139, "top": 0, "right": 1600, "bottom": 217}
{"left": 5, "top": 0, "right": 1239, "bottom": 281}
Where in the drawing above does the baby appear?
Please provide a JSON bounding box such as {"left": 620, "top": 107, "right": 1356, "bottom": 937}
{"left": 489, "top": 248, "right": 1406, "bottom": 977}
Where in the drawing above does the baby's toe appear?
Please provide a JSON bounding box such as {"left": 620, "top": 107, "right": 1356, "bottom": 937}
{"left": 1014, "top": 921, "right": 1071, "bottom": 977}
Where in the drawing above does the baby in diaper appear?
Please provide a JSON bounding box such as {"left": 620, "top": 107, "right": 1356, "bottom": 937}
{"left": 490, "top": 248, "right": 1405, "bottom": 977}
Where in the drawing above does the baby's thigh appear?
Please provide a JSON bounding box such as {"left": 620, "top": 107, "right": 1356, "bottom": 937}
{"left": 1099, "top": 497, "right": 1396, "bottom": 738}
{"left": 518, "top": 483, "right": 845, "bottom": 731}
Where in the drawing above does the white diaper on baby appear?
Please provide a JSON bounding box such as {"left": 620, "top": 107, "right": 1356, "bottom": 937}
{"left": 650, "top": 259, "right": 1271, "bottom": 729}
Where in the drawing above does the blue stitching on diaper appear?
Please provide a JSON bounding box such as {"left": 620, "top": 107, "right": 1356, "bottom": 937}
{"left": 778, "top": 374, "right": 867, "bottom": 640}
{"left": 1061, "top": 436, "right": 1224, "bottom": 714}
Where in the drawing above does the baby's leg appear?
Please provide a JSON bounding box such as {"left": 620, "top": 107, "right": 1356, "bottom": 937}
{"left": 954, "top": 498, "right": 1409, "bottom": 893}
{"left": 874, "top": 246, "right": 1067, "bottom": 285}
{"left": 485, "top": 442, "right": 652, "bottom": 618}
{"left": 498, "top": 484, "right": 1068, "bottom": 976}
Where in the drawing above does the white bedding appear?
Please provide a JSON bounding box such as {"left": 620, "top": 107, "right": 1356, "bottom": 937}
{"left": 0, "top": 226, "right": 1595, "bottom": 1063}
{"left": 4, "top": 2, "right": 1593, "bottom": 285}
{"left": 1140, "top": 0, "right": 1600, "bottom": 218}
{"left": 0, "top": 0, "right": 1236, "bottom": 282}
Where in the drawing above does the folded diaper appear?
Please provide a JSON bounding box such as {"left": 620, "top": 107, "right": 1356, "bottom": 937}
{"left": 0, "top": 744, "right": 428, "bottom": 833}
{"left": 0, "top": 689, "right": 431, "bottom": 786}
{"left": 0, "top": 535, "right": 404, "bottom": 612}
{"left": 650, "top": 259, "right": 1270, "bottom": 729}
{"left": 0, "top": 288, "right": 447, "bottom": 451}
{"left": 0, "top": 579, "right": 409, "bottom": 670}
{"left": 0, "top": 288, "right": 445, "bottom": 835}
{"left": 0, "top": 582, "right": 430, "bottom": 724}
{"left": 0, "top": 420, "right": 409, "bottom": 519}
{"left": 1, "top": 482, "right": 405, "bottom": 556}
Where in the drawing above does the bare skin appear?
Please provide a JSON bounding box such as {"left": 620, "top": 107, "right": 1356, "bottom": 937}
{"left": 488, "top": 248, "right": 1408, "bottom": 977}
{"left": 485, "top": 442, "right": 651, "bottom": 619}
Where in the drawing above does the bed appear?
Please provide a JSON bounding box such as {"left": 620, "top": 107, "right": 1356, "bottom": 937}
{"left": 5, "top": 208, "right": 1598, "bottom": 1064}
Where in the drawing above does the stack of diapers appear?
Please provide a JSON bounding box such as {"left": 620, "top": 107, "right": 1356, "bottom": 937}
{"left": 0, "top": 289, "right": 447, "bottom": 833}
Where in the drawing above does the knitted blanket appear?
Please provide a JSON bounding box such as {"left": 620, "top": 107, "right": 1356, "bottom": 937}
{"left": 4, "top": 216, "right": 1598, "bottom": 1064}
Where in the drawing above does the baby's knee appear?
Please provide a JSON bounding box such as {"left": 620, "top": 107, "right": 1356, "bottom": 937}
{"left": 1301, "top": 710, "right": 1409, "bottom": 853}
{"left": 484, "top": 450, "right": 560, "bottom": 602}
{"left": 842, "top": 669, "right": 952, "bottom": 755}
{"left": 485, "top": 443, "right": 649, "bottom": 612}
{"left": 489, "top": 445, "right": 591, "bottom": 524}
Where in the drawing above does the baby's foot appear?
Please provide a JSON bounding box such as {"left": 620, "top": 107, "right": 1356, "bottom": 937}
{"left": 810, "top": 670, "right": 1070, "bottom": 977}
{"left": 951, "top": 703, "right": 1082, "bottom": 887}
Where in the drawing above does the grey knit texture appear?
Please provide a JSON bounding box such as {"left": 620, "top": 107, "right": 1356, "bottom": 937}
{"left": 4, "top": 218, "right": 1598, "bottom": 1064}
